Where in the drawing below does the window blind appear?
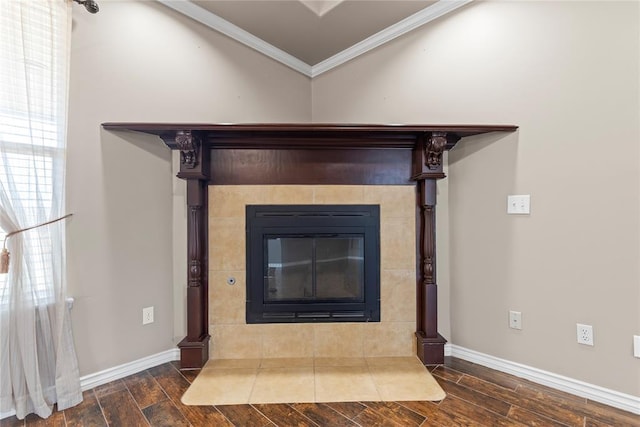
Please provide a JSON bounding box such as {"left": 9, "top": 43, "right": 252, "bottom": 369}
{"left": 0, "top": 0, "right": 68, "bottom": 305}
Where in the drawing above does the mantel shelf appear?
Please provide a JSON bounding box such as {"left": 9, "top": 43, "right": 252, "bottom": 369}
{"left": 101, "top": 123, "right": 518, "bottom": 150}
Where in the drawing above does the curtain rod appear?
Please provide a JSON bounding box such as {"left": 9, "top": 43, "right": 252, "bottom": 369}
{"left": 72, "top": 0, "right": 99, "bottom": 14}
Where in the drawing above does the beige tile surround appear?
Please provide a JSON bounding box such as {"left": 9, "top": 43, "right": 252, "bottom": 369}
{"left": 180, "top": 357, "right": 446, "bottom": 405}
{"left": 208, "top": 185, "right": 417, "bottom": 359}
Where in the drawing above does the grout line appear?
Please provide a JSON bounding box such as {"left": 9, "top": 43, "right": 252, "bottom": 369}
{"left": 126, "top": 385, "right": 151, "bottom": 427}
{"left": 246, "top": 360, "right": 261, "bottom": 405}
{"left": 213, "top": 406, "right": 235, "bottom": 426}
{"left": 364, "top": 358, "right": 384, "bottom": 402}
{"left": 93, "top": 389, "right": 110, "bottom": 427}
{"left": 312, "top": 361, "right": 317, "bottom": 403}
{"left": 288, "top": 403, "right": 322, "bottom": 427}
{"left": 250, "top": 403, "right": 272, "bottom": 426}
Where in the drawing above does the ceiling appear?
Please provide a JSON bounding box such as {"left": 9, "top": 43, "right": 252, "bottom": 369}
{"left": 159, "top": 0, "right": 472, "bottom": 77}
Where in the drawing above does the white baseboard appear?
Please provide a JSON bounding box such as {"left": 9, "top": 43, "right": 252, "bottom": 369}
{"left": 448, "top": 344, "right": 640, "bottom": 415}
{"left": 444, "top": 343, "right": 453, "bottom": 356}
{"left": 80, "top": 348, "right": 180, "bottom": 391}
{"left": 1, "top": 348, "right": 180, "bottom": 420}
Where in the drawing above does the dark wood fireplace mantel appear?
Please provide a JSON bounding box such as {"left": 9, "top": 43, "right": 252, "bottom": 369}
{"left": 103, "top": 123, "right": 518, "bottom": 368}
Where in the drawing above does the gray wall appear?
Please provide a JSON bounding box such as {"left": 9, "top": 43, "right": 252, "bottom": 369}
{"left": 311, "top": 1, "right": 640, "bottom": 396}
{"left": 67, "top": 0, "right": 311, "bottom": 375}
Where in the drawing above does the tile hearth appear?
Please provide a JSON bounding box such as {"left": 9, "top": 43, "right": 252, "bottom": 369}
{"left": 180, "top": 357, "right": 445, "bottom": 406}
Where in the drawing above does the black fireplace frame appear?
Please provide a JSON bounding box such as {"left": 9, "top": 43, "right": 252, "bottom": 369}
{"left": 246, "top": 204, "right": 381, "bottom": 323}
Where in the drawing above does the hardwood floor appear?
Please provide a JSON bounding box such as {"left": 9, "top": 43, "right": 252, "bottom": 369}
{"left": 1, "top": 357, "right": 638, "bottom": 426}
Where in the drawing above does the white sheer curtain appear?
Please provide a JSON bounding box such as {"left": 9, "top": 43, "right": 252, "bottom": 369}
{"left": 0, "top": 0, "right": 82, "bottom": 419}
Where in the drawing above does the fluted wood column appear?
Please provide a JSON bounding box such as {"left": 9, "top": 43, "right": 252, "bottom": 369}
{"left": 168, "top": 130, "right": 211, "bottom": 369}
{"left": 412, "top": 132, "right": 459, "bottom": 365}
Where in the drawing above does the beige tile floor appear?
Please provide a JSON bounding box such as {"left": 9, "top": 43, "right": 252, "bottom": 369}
{"left": 181, "top": 356, "right": 446, "bottom": 406}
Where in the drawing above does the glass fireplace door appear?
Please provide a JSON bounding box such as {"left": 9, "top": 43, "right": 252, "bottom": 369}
{"left": 265, "top": 236, "right": 364, "bottom": 302}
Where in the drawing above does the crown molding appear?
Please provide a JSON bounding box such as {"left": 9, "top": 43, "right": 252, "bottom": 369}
{"left": 158, "top": 0, "right": 313, "bottom": 77}
{"left": 157, "top": 0, "right": 473, "bottom": 78}
{"left": 299, "top": 0, "right": 344, "bottom": 18}
{"left": 311, "top": 0, "right": 472, "bottom": 77}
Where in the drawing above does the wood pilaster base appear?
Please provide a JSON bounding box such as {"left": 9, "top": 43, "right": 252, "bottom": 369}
{"left": 177, "top": 335, "right": 210, "bottom": 369}
{"left": 415, "top": 331, "right": 447, "bottom": 365}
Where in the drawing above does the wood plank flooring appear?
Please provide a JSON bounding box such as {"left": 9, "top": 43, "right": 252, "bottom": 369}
{"left": 1, "top": 357, "right": 638, "bottom": 426}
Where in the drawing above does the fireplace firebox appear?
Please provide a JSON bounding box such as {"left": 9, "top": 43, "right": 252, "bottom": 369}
{"left": 246, "top": 205, "right": 380, "bottom": 323}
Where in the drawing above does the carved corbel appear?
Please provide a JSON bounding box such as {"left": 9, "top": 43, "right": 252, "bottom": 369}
{"left": 175, "top": 130, "right": 200, "bottom": 169}
{"left": 425, "top": 132, "right": 447, "bottom": 170}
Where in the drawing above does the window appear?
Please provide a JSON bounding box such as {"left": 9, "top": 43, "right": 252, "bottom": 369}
{"left": 0, "top": 0, "right": 68, "bottom": 305}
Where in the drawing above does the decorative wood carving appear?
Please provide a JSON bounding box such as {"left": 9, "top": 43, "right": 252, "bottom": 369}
{"left": 102, "top": 123, "right": 518, "bottom": 368}
{"left": 422, "top": 205, "right": 436, "bottom": 285}
{"left": 426, "top": 132, "right": 447, "bottom": 170}
{"left": 175, "top": 130, "right": 200, "bottom": 169}
{"left": 187, "top": 206, "right": 202, "bottom": 288}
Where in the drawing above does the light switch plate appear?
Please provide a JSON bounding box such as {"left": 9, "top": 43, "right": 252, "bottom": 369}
{"left": 634, "top": 335, "right": 640, "bottom": 358}
{"left": 509, "top": 310, "right": 522, "bottom": 330}
{"left": 507, "top": 195, "right": 531, "bottom": 214}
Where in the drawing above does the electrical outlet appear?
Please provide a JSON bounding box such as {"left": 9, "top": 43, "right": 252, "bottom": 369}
{"left": 509, "top": 310, "right": 522, "bottom": 330}
{"left": 142, "top": 306, "right": 154, "bottom": 325}
{"left": 577, "top": 323, "right": 593, "bottom": 346}
{"left": 507, "top": 195, "right": 531, "bottom": 215}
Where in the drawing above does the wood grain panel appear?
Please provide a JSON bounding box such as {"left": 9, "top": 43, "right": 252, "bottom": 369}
{"left": 209, "top": 149, "right": 413, "bottom": 185}
{"left": 147, "top": 363, "right": 233, "bottom": 426}
{"left": 430, "top": 365, "right": 465, "bottom": 383}
{"left": 583, "top": 400, "right": 640, "bottom": 427}
{"left": 444, "top": 357, "right": 522, "bottom": 391}
{"left": 436, "top": 376, "right": 512, "bottom": 416}
{"left": 169, "top": 361, "right": 200, "bottom": 383}
{"left": 458, "top": 375, "right": 585, "bottom": 426}
{"left": 216, "top": 404, "right": 272, "bottom": 427}
{"left": 290, "top": 403, "right": 358, "bottom": 427}
{"left": 93, "top": 380, "right": 126, "bottom": 399}
{"left": 123, "top": 371, "right": 167, "bottom": 409}
{"left": 98, "top": 389, "right": 148, "bottom": 427}
{"left": 252, "top": 404, "right": 317, "bottom": 427}
{"left": 62, "top": 391, "right": 107, "bottom": 427}
{"left": 141, "top": 400, "right": 189, "bottom": 427}
{"left": 0, "top": 417, "right": 23, "bottom": 427}
{"left": 360, "top": 402, "right": 425, "bottom": 426}
{"left": 23, "top": 412, "right": 65, "bottom": 427}
{"left": 437, "top": 396, "right": 523, "bottom": 427}
{"left": 515, "top": 381, "right": 587, "bottom": 405}
{"left": 352, "top": 406, "right": 405, "bottom": 427}
{"left": 402, "top": 399, "right": 488, "bottom": 426}
{"left": 508, "top": 406, "right": 570, "bottom": 427}
{"left": 585, "top": 419, "right": 615, "bottom": 427}
{"left": 325, "top": 402, "right": 367, "bottom": 420}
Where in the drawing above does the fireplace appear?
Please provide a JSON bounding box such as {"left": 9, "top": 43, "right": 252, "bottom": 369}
{"left": 246, "top": 204, "right": 380, "bottom": 323}
{"left": 101, "top": 123, "right": 518, "bottom": 367}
